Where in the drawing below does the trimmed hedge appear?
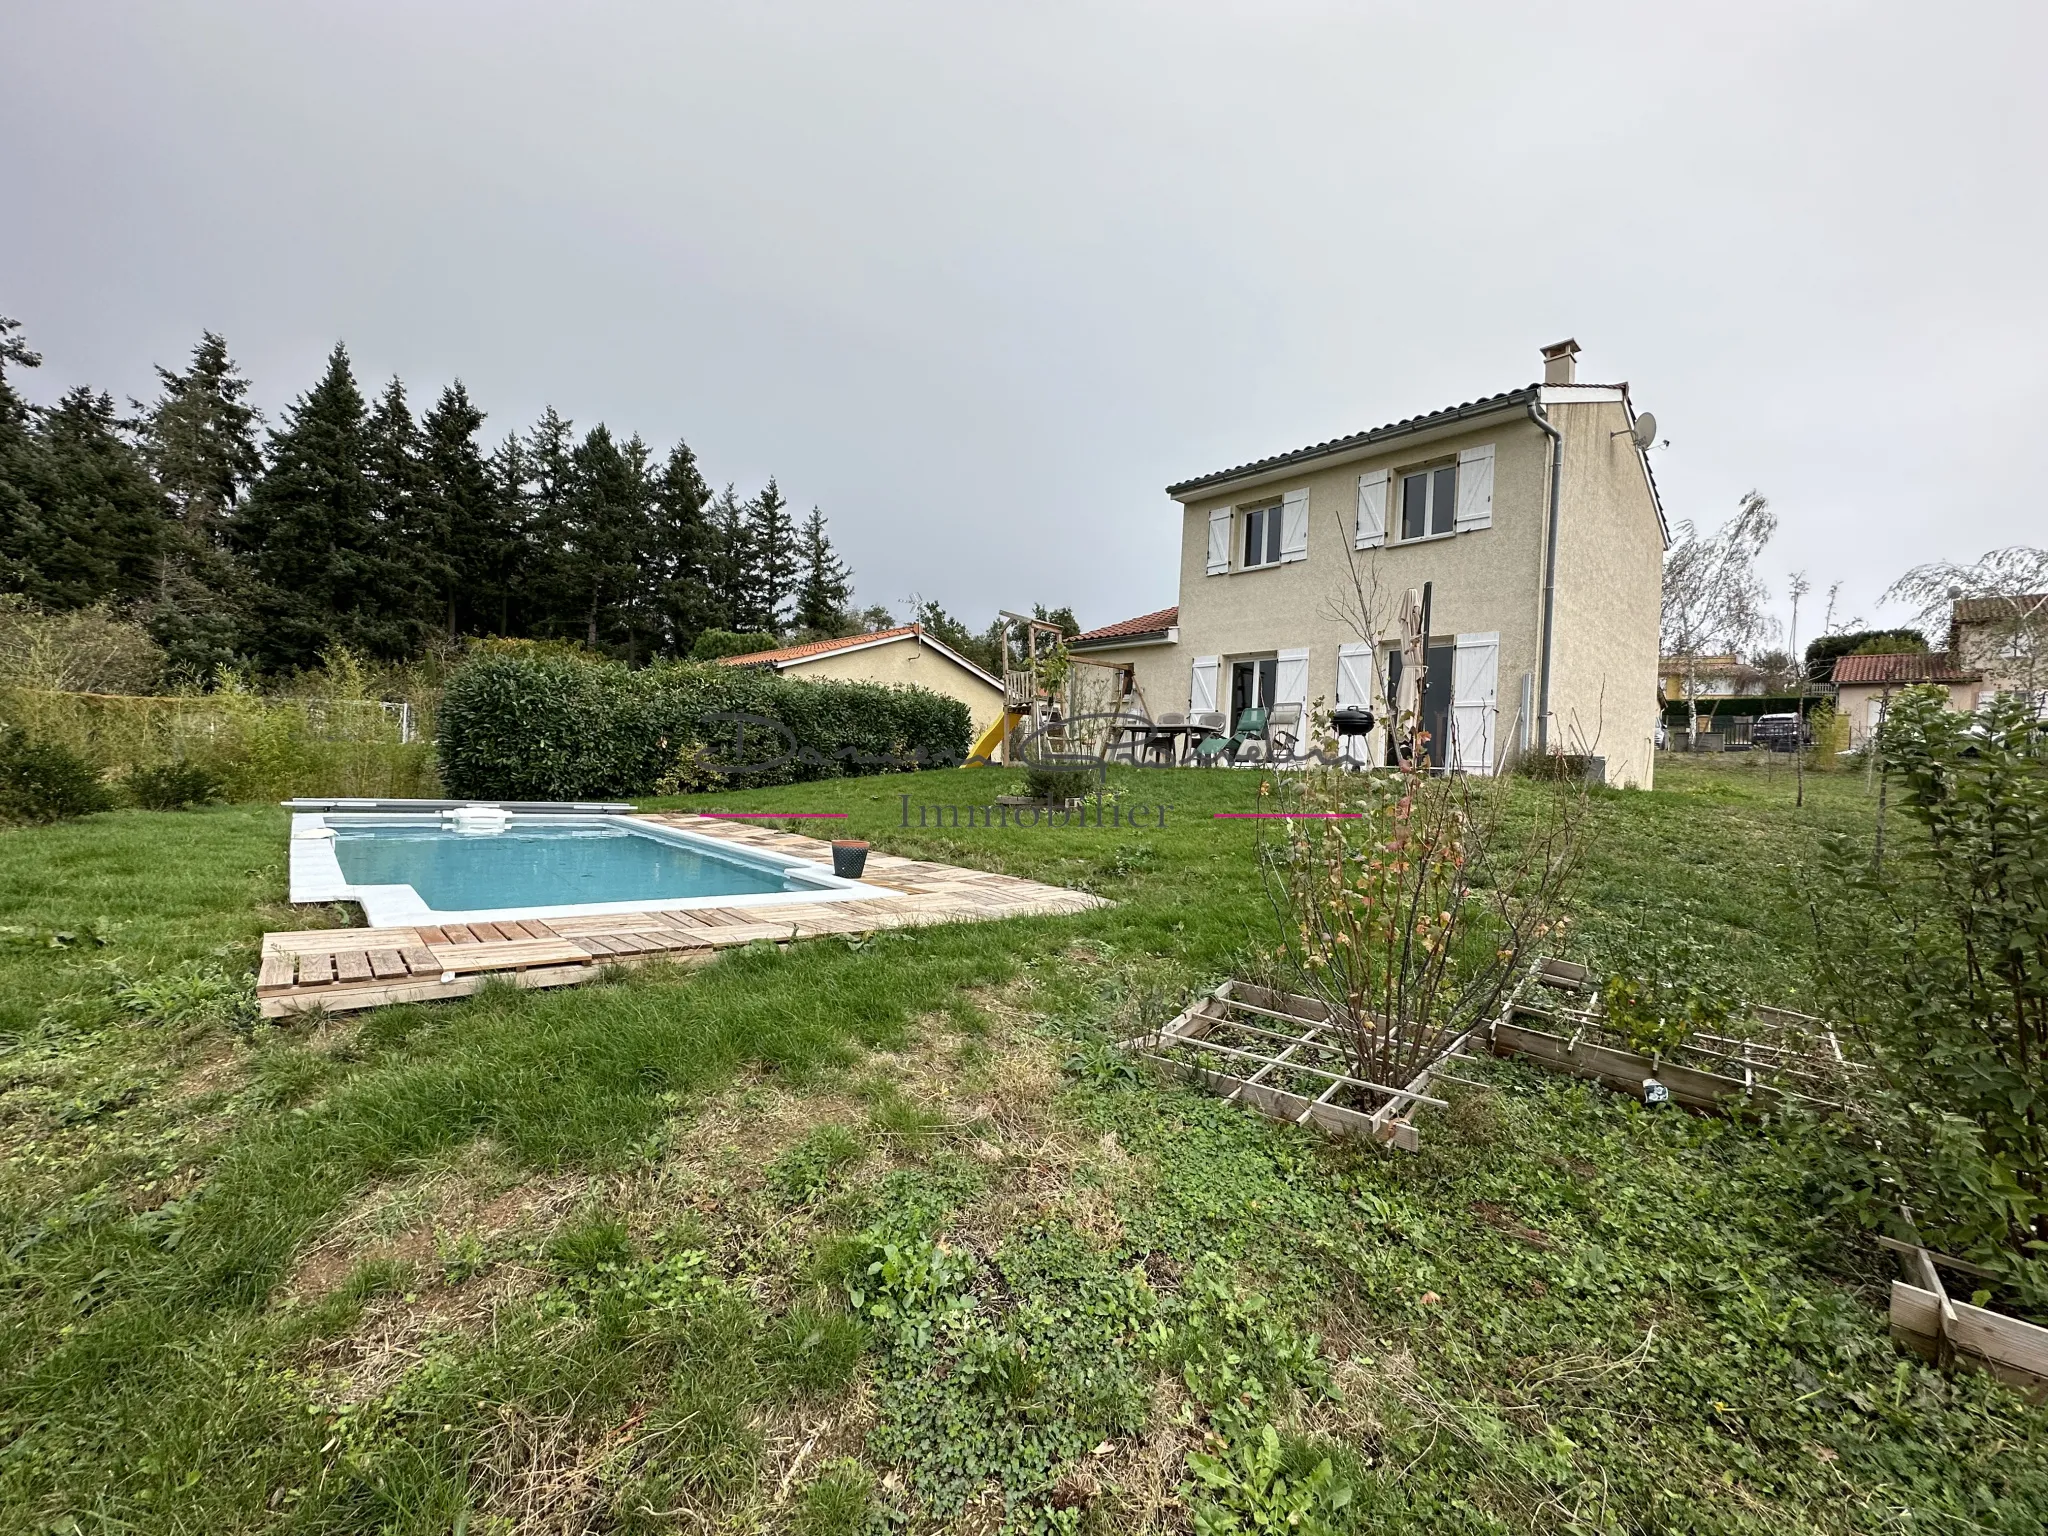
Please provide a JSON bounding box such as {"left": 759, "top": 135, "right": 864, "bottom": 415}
{"left": 437, "top": 650, "right": 973, "bottom": 800}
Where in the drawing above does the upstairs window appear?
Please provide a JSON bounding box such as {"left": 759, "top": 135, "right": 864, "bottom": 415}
{"left": 1242, "top": 501, "right": 1283, "bottom": 568}
{"left": 1399, "top": 464, "right": 1457, "bottom": 541}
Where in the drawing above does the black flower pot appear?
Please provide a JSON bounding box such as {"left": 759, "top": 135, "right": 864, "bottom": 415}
{"left": 832, "top": 840, "right": 869, "bottom": 878}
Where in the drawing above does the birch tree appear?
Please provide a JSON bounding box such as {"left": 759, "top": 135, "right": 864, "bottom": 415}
{"left": 1885, "top": 546, "right": 2048, "bottom": 695}
{"left": 1661, "top": 490, "right": 1777, "bottom": 747}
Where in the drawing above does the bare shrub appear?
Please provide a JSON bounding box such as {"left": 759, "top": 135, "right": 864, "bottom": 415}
{"left": 1260, "top": 729, "right": 1586, "bottom": 1097}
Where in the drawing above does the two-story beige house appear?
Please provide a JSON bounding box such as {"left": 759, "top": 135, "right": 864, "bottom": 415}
{"left": 1073, "top": 341, "right": 1667, "bottom": 787}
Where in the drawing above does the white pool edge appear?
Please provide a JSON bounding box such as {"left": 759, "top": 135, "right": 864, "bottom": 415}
{"left": 289, "top": 812, "right": 900, "bottom": 929}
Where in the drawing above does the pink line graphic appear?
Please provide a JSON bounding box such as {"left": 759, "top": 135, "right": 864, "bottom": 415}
{"left": 698, "top": 811, "right": 850, "bottom": 819}
{"left": 1212, "top": 812, "right": 1362, "bottom": 820}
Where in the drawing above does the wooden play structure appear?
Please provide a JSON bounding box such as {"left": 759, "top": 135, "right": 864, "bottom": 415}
{"left": 967, "top": 611, "right": 1087, "bottom": 765}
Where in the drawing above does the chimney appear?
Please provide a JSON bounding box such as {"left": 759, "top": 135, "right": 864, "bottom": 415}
{"left": 1540, "top": 338, "right": 1579, "bottom": 386}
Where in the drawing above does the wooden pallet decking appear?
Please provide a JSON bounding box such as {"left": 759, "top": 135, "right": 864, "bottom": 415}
{"left": 258, "top": 813, "right": 1105, "bottom": 1018}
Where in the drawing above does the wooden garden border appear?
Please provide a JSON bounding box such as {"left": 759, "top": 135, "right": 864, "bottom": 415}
{"left": 1880, "top": 1234, "right": 2048, "bottom": 1403}
{"left": 1120, "top": 980, "right": 1460, "bottom": 1152}
{"left": 1485, "top": 958, "right": 1861, "bottom": 1115}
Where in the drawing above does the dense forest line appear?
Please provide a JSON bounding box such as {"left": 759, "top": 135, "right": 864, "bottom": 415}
{"left": 0, "top": 316, "right": 902, "bottom": 682}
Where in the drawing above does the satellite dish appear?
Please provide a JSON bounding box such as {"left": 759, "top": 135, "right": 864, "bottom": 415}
{"left": 1631, "top": 412, "right": 1658, "bottom": 451}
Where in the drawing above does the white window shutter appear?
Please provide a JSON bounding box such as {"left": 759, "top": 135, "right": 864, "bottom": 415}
{"left": 1206, "top": 506, "right": 1232, "bottom": 575}
{"left": 1190, "top": 656, "right": 1220, "bottom": 715}
{"left": 1455, "top": 443, "right": 1494, "bottom": 531}
{"left": 1274, "top": 647, "right": 1309, "bottom": 710}
{"left": 1336, "top": 642, "right": 1373, "bottom": 710}
{"left": 1279, "top": 488, "right": 1309, "bottom": 562}
{"left": 1355, "top": 469, "right": 1387, "bottom": 548}
{"left": 1451, "top": 633, "right": 1500, "bottom": 775}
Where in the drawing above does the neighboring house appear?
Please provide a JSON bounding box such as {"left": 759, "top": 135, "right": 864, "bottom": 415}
{"left": 1831, "top": 651, "right": 1980, "bottom": 747}
{"left": 1069, "top": 606, "right": 1179, "bottom": 705}
{"left": 715, "top": 624, "right": 1007, "bottom": 749}
{"left": 1658, "top": 655, "right": 1766, "bottom": 702}
{"left": 1949, "top": 592, "right": 2048, "bottom": 705}
{"left": 1071, "top": 340, "right": 1667, "bottom": 786}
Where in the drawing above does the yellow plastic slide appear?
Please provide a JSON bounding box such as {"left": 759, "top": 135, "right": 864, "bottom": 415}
{"left": 968, "top": 710, "right": 1020, "bottom": 764}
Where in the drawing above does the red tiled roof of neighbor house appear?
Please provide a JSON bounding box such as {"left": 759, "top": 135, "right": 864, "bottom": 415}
{"left": 1951, "top": 593, "right": 2048, "bottom": 624}
{"left": 716, "top": 625, "right": 922, "bottom": 666}
{"left": 1830, "top": 651, "right": 1979, "bottom": 685}
{"left": 1070, "top": 606, "right": 1179, "bottom": 647}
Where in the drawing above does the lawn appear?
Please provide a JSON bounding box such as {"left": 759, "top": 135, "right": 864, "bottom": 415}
{"left": 0, "top": 754, "right": 2043, "bottom": 1534}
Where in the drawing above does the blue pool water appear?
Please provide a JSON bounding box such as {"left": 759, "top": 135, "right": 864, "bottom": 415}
{"left": 331, "top": 822, "right": 823, "bottom": 912}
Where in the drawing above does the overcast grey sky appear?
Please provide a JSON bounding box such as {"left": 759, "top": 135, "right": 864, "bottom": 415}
{"left": 5, "top": 2, "right": 2043, "bottom": 643}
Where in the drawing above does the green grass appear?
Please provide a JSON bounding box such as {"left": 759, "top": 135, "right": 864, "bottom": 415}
{"left": 0, "top": 757, "right": 2041, "bottom": 1532}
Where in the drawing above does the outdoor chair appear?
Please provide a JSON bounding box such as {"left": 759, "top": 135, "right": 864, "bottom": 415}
{"left": 1106, "top": 707, "right": 1151, "bottom": 764}
{"left": 1265, "top": 703, "right": 1303, "bottom": 760}
{"left": 1143, "top": 712, "right": 1185, "bottom": 766}
{"left": 1185, "top": 712, "right": 1225, "bottom": 763}
{"left": 1195, "top": 707, "right": 1267, "bottom": 766}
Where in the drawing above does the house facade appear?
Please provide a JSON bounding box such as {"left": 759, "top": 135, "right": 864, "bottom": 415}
{"left": 1072, "top": 341, "right": 1667, "bottom": 787}
{"left": 1831, "top": 651, "right": 1981, "bottom": 748}
{"left": 716, "top": 624, "right": 1007, "bottom": 746}
{"left": 1658, "top": 655, "right": 1767, "bottom": 702}
{"left": 1949, "top": 593, "right": 2048, "bottom": 705}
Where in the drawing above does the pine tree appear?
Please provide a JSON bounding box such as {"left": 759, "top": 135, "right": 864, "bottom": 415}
{"left": 648, "top": 437, "right": 718, "bottom": 655}
{"left": 485, "top": 431, "right": 533, "bottom": 636}
{"left": 235, "top": 344, "right": 397, "bottom": 668}
{"left": 361, "top": 377, "right": 429, "bottom": 651}
{"left": 558, "top": 424, "right": 650, "bottom": 652}
{"left": 706, "top": 484, "right": 751, "bottom": 632}
{"left": 745, "top": 477, "right": 799, "bottom": 633}
{"left": 521, "top": 407, "right": 578, "bottom": 637}
{"left": 0, "top": 317, "right": 48, "bottom": 602}
{"left": 417, "top": 382, "right": 509, "bottom": 639}
{"left": 144, "top": 332, "right": 262, "bottom": 547}
{"left": 5, "top": 388, "right": 165, "bottom": 612}
{"left": 794, "top": 505, "right": 852, "bottom": 634}
{"left": 138, "top": 332, "right": 260, "bottom": 679}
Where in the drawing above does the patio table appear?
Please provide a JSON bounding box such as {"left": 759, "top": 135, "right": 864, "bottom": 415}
{"left": 1141, "top": 723, "right": 1198, "bottom": 765}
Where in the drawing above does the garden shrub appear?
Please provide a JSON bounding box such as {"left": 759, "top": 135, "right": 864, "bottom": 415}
{"left": 1022, "top": 763, "right": 1094, "bottom": 803}
{"left": 1808, "top": 686, "right": 2048, "bottom": 1307}
{"left": 437, "top": 650, "right": 972, "bottom": 799}
{"left": 1803, "top": 700, "right": 1850, "bottom": 767}
{"left": 126, "top": 758, "right": 222, "bottom": 810}
{"left": 688, "top": 628, "right": 781, "bottom": 661}
{"left": 1514, "top": 749, "right": 1598, "bottom": 781}
{"left": 0, "top": 726, "right": 113, "bottom": 822}
{"left": 0, "top": 684, "right": 437, "bottom": 802}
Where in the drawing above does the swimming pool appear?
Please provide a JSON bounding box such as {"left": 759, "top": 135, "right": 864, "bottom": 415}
{"left": 289, "top": 812, "right": 888, "bottom": 927}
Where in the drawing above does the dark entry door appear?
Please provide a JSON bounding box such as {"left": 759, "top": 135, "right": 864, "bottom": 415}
{"left": 1230, "top": 659, "right": 1278, "bottom": 732}
{"left": 1384, "top": 643, "right": 1456, "bottom": 767}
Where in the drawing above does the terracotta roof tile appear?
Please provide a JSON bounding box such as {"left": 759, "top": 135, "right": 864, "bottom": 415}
{"left": 1951, "top": 593, "right": 2048, "bottom": 624}
{"left": 715, "top": 625, "right": 922, "bottom": 666}
{"left": 1831, "top": 651, "right": 1979, "bottom": 685}
{"left": 1071, "top": 606, "right": 1178, "bottom": 647}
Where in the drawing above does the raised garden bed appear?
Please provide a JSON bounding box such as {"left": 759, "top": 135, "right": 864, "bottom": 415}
{"left": 1881, "top": 1235, "right": 2048, "bottom": 1404}
{"left": 1490, "top": 958, "right": 1865, "bottom": 1114}
{"left": 1121, "top": 981, "right": 1460, "bottom": 1152}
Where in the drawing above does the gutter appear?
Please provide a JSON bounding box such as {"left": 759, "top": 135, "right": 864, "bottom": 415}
{"left": 1527, "top": 398, "right": 1564, "bottom": 753}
